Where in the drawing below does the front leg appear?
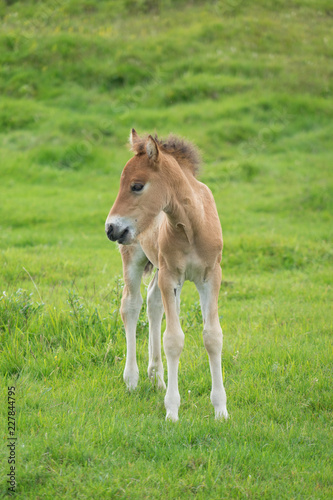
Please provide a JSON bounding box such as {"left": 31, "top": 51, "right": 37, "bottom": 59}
{"left": 158, "top": 269, "right": 184, "bottom": 421}
{"left": 196, "top": 265, "right": 228, "bottom": 420}
{"left": 120, "top": 244, "right": 147, "bottom": 390}
{"left": 147, "top": 270, "right": 166, "bottom": 389}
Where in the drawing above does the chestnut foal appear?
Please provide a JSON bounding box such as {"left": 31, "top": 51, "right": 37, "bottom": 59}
{"left": 105, "top": 129, "right": 228, "bottom": 421}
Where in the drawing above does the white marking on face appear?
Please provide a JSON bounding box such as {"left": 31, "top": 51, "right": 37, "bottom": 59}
{"left": 105, "top": 215, "right": 137, "bottom": 245}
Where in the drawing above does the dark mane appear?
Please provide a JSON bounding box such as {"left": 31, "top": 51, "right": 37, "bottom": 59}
{"left": 130, "top": 133, "right": 202, "bottom": 177}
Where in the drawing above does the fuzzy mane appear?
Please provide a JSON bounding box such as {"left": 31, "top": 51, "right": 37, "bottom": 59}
{"left": 130, "top": 133, "right": 202, "bottom": 177}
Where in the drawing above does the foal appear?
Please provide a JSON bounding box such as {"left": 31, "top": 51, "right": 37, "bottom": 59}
{"left": 105, "top": 129, "right": 228, "bottom": 421}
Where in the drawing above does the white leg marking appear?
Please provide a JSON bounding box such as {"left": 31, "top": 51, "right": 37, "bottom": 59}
{"left": 164, "top": 326, "right": 184, "bottom": 421}
{"left": 159, "top": 272, "right": 184, "bottom": 421}
{"left": 120, "top": 246, "right": 146, "bottom": 390}
{"left": 196, "top": 273, "right": 228, "bottom": 420}
{"left": 147, "top": 271, "right": 165, "bottom": 389}
{"left": 122, "top": 287, "right": 142, "bottom": 390}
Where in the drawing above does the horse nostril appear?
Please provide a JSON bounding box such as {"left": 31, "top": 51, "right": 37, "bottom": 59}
{"left": 106, "top": 223, "right": 114, "bottom": 240}
{"left": 106, "top": 223, "right": 130, "bottom": 243}
{"left": 118, "top": 227, "right": 129, "bottom": 244}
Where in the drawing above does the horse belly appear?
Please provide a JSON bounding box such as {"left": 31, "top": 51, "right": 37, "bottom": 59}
{"left": 183, "top": 251, "right": 206, "bottom": 283}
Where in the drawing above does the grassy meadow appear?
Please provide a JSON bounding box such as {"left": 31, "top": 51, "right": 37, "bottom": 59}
{"left": 0, "top": 0, "right": 332, "bottom": 497}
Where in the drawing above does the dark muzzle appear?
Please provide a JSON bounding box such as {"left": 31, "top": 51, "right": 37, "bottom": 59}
{"left": 105, "top": 223, "right": 129, "bottom": 244}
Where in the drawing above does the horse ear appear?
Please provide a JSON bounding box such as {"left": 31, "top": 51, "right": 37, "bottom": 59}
{"left": 129, "top": 128, "right": 139, "bottom": 147}
{"left": 146, "top": 135, "right": 159, "bottom": 162}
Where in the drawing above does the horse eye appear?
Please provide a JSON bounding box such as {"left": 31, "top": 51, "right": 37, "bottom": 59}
{"left": 131, "top": 183, "right": 144, "bottom": 192}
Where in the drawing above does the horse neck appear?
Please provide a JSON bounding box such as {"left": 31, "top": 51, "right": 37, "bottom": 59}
{"left": 162, "top": 158, "right": 201, "bottom": 238}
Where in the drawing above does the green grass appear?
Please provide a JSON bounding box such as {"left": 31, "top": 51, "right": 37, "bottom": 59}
{"left": 0, "top": 0, "right": 332, "bottom": 498}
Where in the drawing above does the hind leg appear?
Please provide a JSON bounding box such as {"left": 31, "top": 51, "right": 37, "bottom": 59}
{"left": 196, "top": 266, "right": 228, "bottom": 420}
{"left": 147, "top": 270, "right": 166, "bottom": 389}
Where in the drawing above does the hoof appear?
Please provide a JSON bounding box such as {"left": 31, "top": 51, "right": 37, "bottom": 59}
{"left": 215, "top": 407, "right": 229, "bottom": 420}
{"left": 165, "top": 410, "right": 179, "bottom": 422}
{"left": 123, "top": 366, "right": 139, "bottom": 391}
{"left": 148, "top": 366, "right": 166, "bottom": 390}
{"left": 164, "top": 395, "right": 180, "bottom": 422}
